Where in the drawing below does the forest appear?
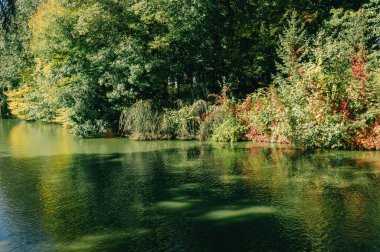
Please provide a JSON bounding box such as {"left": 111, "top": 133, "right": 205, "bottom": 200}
{"left": 0, "top": 0, "right": 379, "bottom": 149}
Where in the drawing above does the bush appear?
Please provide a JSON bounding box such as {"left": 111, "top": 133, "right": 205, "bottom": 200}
{"left": 292, "top": 122, "right": 350, "bottom": 149}
{"left": 119, "top": 99, "right": 212, "bottom": 140}
{"left": 71, "top": 119, "right": 109, "bottom": 138}
{"left": 117, "top": 6, "right": 380, "bottom": 150}
{"left": 211, "top": 116, "right": 246, "bottom": 142}
{"left": 170, "top": 100, "right": 210, "bottom": 140}
{"left": 119, "top": 100, "right": 164, "bottom": 140}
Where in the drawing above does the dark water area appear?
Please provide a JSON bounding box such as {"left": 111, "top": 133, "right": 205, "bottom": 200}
{"left": 1, "top": 119, "right": 380, "bottom": 251}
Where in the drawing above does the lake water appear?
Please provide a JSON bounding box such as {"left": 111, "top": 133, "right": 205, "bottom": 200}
{"left": 1, "top": 119, "right": 380, "bottom": 251}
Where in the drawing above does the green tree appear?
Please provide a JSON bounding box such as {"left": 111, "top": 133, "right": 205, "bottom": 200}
{"left": 0, "top": 0, "right": 39, "bottom": 118}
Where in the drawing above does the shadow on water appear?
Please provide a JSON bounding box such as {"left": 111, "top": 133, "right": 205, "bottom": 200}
{"left": 1, "top": 121, "right": 380, "bottom": 251}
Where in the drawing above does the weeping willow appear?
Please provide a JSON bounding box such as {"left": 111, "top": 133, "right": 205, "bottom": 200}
{"left": 119, "top": 100, "right": 211, "bottom": 140}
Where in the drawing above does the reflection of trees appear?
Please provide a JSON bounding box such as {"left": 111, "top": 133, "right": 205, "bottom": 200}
{"left": 241, "top": 147, "right": 380, "bottom": 250}
{"left": 39, "top": 153, "right": 167, "bottom": 248}
{"left": 9, "top": 121, "right": 73, "bottom": 157}
{"left": 0, "top": 156, "right": 54, "bottom": 250}
{"left": 43, "top": 145, "right": 380, "bottom": 251}
{"left": 2, "top": 130, "right": 380, "bottom": 251}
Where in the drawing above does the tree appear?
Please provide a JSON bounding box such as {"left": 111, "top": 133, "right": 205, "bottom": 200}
{"left": 0, "top": 0, "right": 39, "bottom": 118}
{"left": 0, "top": 0, "right": 15, "bottom": 31}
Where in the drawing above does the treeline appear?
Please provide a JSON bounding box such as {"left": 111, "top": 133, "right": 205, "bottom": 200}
{"left": 1, "top": 0, "right": 379, "bottom": 149}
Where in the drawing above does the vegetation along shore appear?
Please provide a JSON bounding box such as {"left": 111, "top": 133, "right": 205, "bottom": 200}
{"left": 0, "top": 0, "right": 379, "bottom": 149}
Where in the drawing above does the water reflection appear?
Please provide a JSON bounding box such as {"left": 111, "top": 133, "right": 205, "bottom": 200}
{"left": 3, "top": 120, "right": 206, "bottom": 158}
{"left": 1, "top": 120, "right": 380, "bottom": 251}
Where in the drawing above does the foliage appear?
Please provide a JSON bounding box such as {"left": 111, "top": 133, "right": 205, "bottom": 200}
{"left": 119, "top": 99, "right": 212, "bottom": 140}
{"left": 169, "top": 100, "right": 210, "bottom": 140}
{"left": 119, "top": 100, "right": 164, "bottom": 140}
{"left": 211, "top": 117, "right": 245, "bottom": 142}
{"left": 252, "top": 4, "right": 380, "bottom": 149}
{"left": 0, "top": 0, "right": 16, "bottom": 31}
{"left": 241, "top": 87, "right": 290, "bottom": 144}
{"left": 0, "top": 0, "right": 39, "bottom": 118}
{"left": 1, "top": 0, "right": 379, "bottom": 150}
{"left": 119, "top": 87, "right": 249, "bottom": 142}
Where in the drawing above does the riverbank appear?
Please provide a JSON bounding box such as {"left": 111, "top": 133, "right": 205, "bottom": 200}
{"left": 2, "top": 5, "right": 378, "bottom": 150}
{"left": 119, "top": 83, "right": 380, "bottom": 151}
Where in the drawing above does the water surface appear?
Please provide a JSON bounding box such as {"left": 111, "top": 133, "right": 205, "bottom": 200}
{"left": 1, "top": 120, "right": 380, "bottom": 251}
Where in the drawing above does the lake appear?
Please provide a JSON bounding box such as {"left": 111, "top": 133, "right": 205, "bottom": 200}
{"left": 1, "top": 119, "right": 380, "bottom": 251}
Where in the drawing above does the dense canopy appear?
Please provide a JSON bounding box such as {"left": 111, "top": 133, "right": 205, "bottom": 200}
{"left": 1, "top": 0, "right": 379, "bottom": 149}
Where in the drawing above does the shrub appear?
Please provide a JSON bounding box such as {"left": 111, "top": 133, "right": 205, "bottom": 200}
{"left": 239, "top": 87, "right": 290, "bottom": 144}
{"left": 211, "top": 116, "right": 246, "bottom": 142}
{"left": 119, "top": 99, "right": 212, "bottom": 140}
{"left": 71, "top": 119, "right": 109, "bottom": 138}
{"left": 170, "top": 100, "right": 210, "bottom": 140}
{"left": 119, "top": 100, "right": 163, "bottom": 140}
{"left": 119, "top": 6, "right": 380, "bottom": 149}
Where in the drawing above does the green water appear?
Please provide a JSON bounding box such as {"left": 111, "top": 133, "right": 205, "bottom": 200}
{"left": 1, "top": 120, "right": 380, "bottom": 251}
